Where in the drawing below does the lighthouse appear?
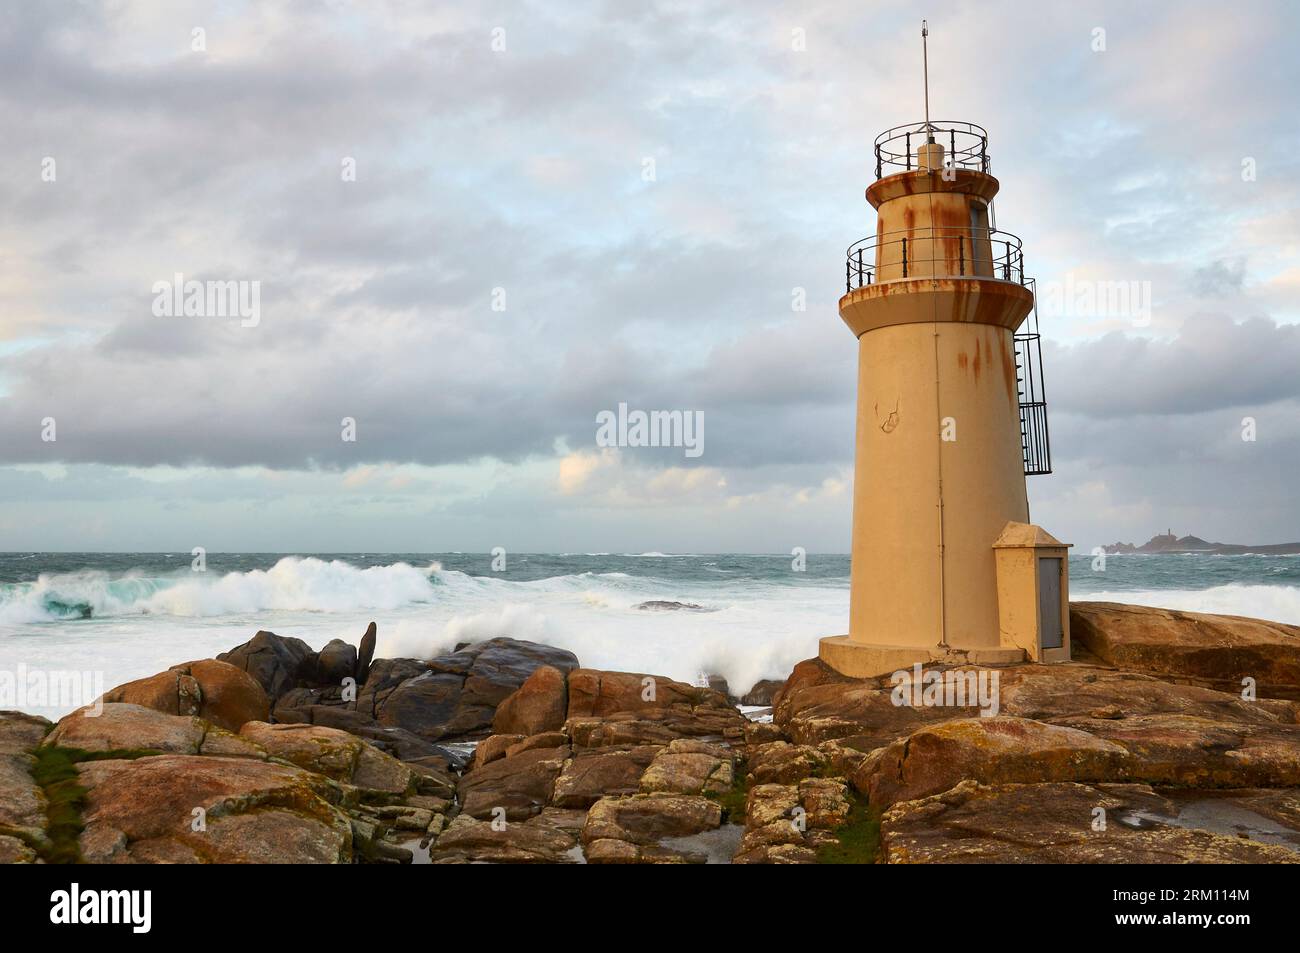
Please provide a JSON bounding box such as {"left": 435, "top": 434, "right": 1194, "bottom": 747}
{"left": 819, "top": 24, "right": 1071, "bottom": 677}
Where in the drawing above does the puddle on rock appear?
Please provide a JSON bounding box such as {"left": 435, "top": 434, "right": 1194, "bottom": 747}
{"left": 1116, "top": 792, "right": 1300, "bottom": 852}
{"left": 397, "top": 837, "right": 433, "bottom": 864}
{"left": 659, "top": 823, "right": 745, "bottom": 864}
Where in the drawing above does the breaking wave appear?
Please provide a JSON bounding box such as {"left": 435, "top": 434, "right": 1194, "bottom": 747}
{"left": 0, "top": 557, "right": 442, "bottom": 623}
{"left": 0, "top": 556, "right": 708, "bottom": 624}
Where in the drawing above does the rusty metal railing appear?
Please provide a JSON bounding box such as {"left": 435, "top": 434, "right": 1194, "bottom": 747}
{"left": 873, "top": 121, "right": 989, "bottom": 179}
{"left": 844, "top": 227, "right": 1025, "bottom": 291}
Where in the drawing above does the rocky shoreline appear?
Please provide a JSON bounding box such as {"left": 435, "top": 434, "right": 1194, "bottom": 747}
{"left": 4, "top": 601, "right": 1300, "bottom": 863}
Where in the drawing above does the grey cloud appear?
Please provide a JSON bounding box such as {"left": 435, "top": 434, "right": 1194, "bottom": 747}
{"left": 1192, "top": 259, "right": 1247, "bottom": 296}
{"left": 1047, "top": 314, "right": 1300, "bottom": 419}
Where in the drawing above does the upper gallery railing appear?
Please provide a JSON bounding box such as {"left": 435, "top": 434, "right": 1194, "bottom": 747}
{"left": 873, "top": 121, "right": 990, "bottom": 179}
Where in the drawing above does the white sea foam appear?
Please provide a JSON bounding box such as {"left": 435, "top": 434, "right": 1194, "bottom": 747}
{"left": 0, "top": 557, "right": 849, "bottom": 717}
{"left": 5, "top": 559, "right": 1299, "bottom": 720}
{"left": 1077, "top": 584, "right": 1300, "bottom": 625}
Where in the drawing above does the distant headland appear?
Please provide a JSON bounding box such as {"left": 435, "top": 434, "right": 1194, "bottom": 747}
{"left": 1103, "top": 530, "right": 1300, "bottom": 556}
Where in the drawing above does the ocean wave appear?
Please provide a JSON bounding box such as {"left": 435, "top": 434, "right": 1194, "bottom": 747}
{"left": 0, "top": 557, "right": 714, "bottom": 623}
{"left": 1078, "top": 584, "right": 1300, "bottom": 625}
{"left": 0, "top": 557, "right": 441, "bottom": 622}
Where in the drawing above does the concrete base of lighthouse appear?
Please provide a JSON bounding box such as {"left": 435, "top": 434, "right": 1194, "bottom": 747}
{"left": 818, "top": 635, "right": 1026, "bottom": 679}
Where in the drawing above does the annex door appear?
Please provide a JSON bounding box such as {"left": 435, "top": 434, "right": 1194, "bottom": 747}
{"left": 1038, "top": 557, "right": 1064, "bottom": 650}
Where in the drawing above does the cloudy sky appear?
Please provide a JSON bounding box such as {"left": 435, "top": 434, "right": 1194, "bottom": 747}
{"left": 1, "top": 0, "right": 1297, "bottom": 553}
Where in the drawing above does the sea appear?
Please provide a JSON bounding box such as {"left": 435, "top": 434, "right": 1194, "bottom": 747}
{"left": 3, "top": 551, "right": 1299, "bottom": 718}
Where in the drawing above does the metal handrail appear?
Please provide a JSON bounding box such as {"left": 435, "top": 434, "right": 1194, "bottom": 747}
{"left": 844, "top": 226, "right": 1026, "bottom": 290}
{"left": 873, "top": 120, "right": 989, "bottom": 179}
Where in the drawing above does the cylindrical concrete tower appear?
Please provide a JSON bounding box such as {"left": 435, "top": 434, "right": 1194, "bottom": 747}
{"left": 820, "top": 122, "right": 1064, "bottom": 677}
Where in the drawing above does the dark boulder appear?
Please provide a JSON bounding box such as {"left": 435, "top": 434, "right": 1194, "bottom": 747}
{"left": 374, "top": 638, "right": 579, "bottom": 742}
{"left": 634, "top": 601, "right": 707, "bottom": 612}
{"left": 274, "top": 685, "right": 346, "bottom": 712}
{"left": 742, "top": 679, "right": 785, "bottom": 707}
{"left": 217, "top": 631, "right": 318, "bottom": 702}
{"left": 351, "top": 657, "right": 428, "bottom": 727}
{"left": 315, "top": 639, "right": 358, "bottom": 686}
{"left": 357, "top": 621, "right": 378, "bottom": 685}
{"left": 378, "top": 671, "right": 468, "bottom": 740}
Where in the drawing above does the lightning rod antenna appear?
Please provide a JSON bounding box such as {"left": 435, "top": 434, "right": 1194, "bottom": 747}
{"left": 921, "top": 20, "right": 933, "bottom": 141}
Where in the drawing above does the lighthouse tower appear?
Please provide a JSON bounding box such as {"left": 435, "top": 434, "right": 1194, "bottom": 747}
{"left": 819, "top": 26, "right": 1071, "bottom": 677}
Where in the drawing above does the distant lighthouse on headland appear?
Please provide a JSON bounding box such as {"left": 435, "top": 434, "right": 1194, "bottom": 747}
{"left": 820, "top": 23, "right": 1071, "bottom": 677}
